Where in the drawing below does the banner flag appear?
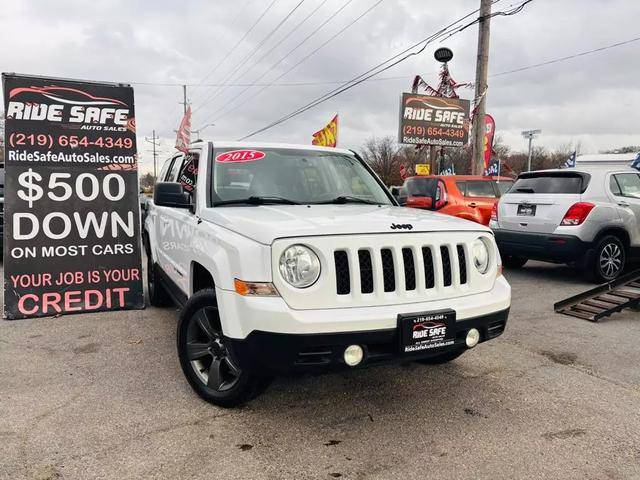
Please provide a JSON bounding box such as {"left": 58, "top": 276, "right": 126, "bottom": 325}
{"left": 311, "top": 114, "right": 338, "bottom": 147}
{"left": 439, "top": 165, "right": 456, "bottom": 176}
{"left": 631, "top": 152, "right": 640, "bottom": 171}
{"left": 175, "top": 106, "right": 192, "bottom": 154}
{"left": 2, "top": 73, "right": 144, "bottom": 319}
{"left": 483, "top": 114, "right": 495, "bottom": 169}
{"left": 561, "top": 151, "right": 577, "bottom": 169}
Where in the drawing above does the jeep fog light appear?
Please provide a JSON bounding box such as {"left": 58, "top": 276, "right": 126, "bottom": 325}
{"left": 466, "top": 328, "right": 480, "bottom": 348}
{"left": 279, "top": 245, "right": 321, "bottom": 288}
{"left": 344, "top": 345, "right": 364, "bottom": 366}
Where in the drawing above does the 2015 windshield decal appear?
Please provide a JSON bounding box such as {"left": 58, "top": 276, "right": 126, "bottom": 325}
{"left": 215, "top": 150, "right": 265, "bottom": 163}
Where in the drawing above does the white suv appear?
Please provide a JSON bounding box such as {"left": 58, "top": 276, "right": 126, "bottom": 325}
{"left": 490, "top": 167, "right": 640, "bottom": 282}
{"left": 144, "top": 141, "right": 511, "bottom": 406}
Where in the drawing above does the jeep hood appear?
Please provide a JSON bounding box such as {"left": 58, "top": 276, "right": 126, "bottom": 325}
{"left": 201, "top": 205, "right": 489, "bottom": 245}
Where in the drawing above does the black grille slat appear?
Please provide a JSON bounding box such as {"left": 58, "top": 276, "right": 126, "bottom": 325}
{"left": 402, "top": 248, "right": 416, "bottom": 291}
{"left": 381, "top": 249, "right": 395, "bottom": 292}
{"left": 422, "top": 247, "right": 435, "bottom": 289}
{"left": 358, "top": 250, "right": 374, "bottom": 294}
{"left": 457, "top": 245, "right": 467, "bottom": 285}
{"left": 441, "top": 246, "right": 452, "bottom": 287}
{"left": 334, "top": 251, "right": 350, "bottom": 295}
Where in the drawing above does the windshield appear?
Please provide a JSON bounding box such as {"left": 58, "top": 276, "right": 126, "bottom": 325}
{"left": 511, "top": 173, "right": 588, "bottom": 194}
{"left": 403, "top": 177, "right": 438, "bottom": 197}
{"left": 211, "top": 148, "right": 392, "bottom": 205}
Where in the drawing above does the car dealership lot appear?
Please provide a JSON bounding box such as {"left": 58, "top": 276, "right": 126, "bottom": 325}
{"left": 1, "top": 262, "right": 639, "bottom": 480}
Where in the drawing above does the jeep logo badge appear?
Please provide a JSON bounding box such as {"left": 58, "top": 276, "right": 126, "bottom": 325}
{"left": 391, "top": 223, "right": 413, "bottom": 230}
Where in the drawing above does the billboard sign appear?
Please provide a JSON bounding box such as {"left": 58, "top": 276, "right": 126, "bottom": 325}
{"left": 398, "top": 93, "right": 470, "bottom": 147}
{"left": 2, "top": 73, "right": 144, "bottom": 319}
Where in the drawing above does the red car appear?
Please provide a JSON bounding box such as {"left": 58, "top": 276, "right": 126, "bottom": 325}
{"left": 398, "top": 175, "right": 514, "bottom": 225}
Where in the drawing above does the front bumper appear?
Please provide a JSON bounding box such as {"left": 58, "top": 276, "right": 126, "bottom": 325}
{"left": 227, "top": 308, "right": 509, "bottom": 375}
{"left": 216, "top": 276, "right": 511, "bottom": 339}
{"left": 493, "top": 229, "right": 591, "bottom": 263}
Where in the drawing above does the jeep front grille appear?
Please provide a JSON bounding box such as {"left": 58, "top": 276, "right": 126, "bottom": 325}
{"left": 332, "top": 243, "right": 469, "bottom": 295}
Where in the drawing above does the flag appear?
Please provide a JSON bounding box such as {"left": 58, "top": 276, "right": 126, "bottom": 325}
{"left": 631, "top": 152, "right": 640, "bottom": 171}
{"left": 399, "top": 163, "right": 407, "bottom": 180}
{"left": 311, "top": 114, "right": 338, "bottom": 147}
{"left": 483, "top": 114, "right": 496, "bottom": 169}
{"left": 439, "top": 165, "right": 456, "bottom": 176}
{"left": 483, "top": 158, "right": 501, "bottom": 177}
{"left": 562, "top": 151, "right": 576, "bottom": 169}
{"left": 175, "top": 106, "right": 192, "bottom": 154}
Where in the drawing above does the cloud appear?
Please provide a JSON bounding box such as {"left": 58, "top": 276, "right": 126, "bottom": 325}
{"left": 2, "top": 0, "right": 639, "bottom": 174}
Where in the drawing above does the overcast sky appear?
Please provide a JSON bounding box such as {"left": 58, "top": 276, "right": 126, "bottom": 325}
{"left": 2, "top": 0, "right": 639, "bottom": 173}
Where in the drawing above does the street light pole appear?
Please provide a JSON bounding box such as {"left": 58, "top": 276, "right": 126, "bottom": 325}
{"left": 521, "top": 129, "right": 542, "bottom": 171}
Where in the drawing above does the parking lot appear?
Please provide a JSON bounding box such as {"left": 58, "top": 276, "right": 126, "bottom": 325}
{"left": 1, "top": 261, "right": 639, "bottom": 480}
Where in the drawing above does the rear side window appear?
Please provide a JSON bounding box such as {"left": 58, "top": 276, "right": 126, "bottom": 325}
{"left": 464, "top": 180, "right": 496, "bottom": 198}
{"left": 613, "top": 173, "right": 640, "bottom": 198}
{"left": 511, "top": 173, "right": 588, "bottom": 194}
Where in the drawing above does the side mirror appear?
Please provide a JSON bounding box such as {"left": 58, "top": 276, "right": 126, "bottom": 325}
{"left": 154, "top": 182, "right": 192, "bottom": 209}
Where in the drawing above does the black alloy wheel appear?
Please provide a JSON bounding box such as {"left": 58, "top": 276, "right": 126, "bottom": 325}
{"left": 177, "top": 289, "right": 268, "bottom": 407}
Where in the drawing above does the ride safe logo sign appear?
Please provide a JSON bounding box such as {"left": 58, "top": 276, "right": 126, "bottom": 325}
{"left": 2, "top": 73, "right": 144, "bottom": 319}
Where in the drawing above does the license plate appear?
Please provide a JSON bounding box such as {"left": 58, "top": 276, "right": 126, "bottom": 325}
{"left": 517, "top": 204, "right": 536, "bottom": 216}
{"left": 399, "top": 310, "right": 456, "bottom": 354}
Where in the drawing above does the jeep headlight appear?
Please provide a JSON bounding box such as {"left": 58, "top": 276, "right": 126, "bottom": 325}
{"left": 471, "top": 237, "right": 491, "bottom": 274}
{"left": 279, "top": 245, "right": 321, "bottom": 288}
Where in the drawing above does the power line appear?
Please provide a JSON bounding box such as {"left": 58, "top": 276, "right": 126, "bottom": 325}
{"left": 160, "top": 0, "right": 254, "bottom": 131}
{"left": 238, "top": 0, "right": 532, "bottom": 140}
{"left": 490, "top": 35, "right": 640, "bottom": 77}
{"left": 204, "top": 0, "right": 386, "bottom": 124}
{"left": 192, "top": 0, "right": 307, "bottom": 114}
{"left": 195, "top": 0, "right": 357, "bottom": 118}
{"left": 189, "top": 0, "right": 279, "bottom": 105}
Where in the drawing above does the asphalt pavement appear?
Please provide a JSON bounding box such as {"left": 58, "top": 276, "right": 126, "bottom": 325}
{"left": 1, "top": 261, "right": 639, "bottom": 480}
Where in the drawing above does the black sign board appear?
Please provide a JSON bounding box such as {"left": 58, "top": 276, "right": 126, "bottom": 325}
{"left": 434, "top": 47, "right": 454, "bottom": 63}
{"left": 398, "top": 92, "right": 470, "bottom": 147}
{"left": 2, "top": 73, "right": 144, "bottom": 319}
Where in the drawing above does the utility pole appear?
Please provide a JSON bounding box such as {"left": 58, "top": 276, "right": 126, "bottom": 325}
{"left": 145, "top": 130, "right": 160, "bottom": 180}
{"left": 181, "top": 85, "right": 188, "bottom": 114}
{"left": 471, "top": 0, "right": 492, "bottom": 175}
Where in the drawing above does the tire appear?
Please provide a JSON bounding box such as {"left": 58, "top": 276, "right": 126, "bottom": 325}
{"left": 589, "top": 235, "right": 626, "bottom": 283}
{"left": 502, "top": 255, "right": 528, "bottom": 269}
{"left": 177, "top": 289, "right": 268, "bottom": 407}
{"left": 415, "top": 348, "right": 466, "bottom": 365}
{"left": 145, "top": 240, "right": 172, "bottom": 307}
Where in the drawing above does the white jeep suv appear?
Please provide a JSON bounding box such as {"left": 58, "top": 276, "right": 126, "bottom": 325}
{"left": 144, "top": 141, "right": 511, "bottom": 406}
{"left": 490, "top": 167, "right": 640, "bottom": 283}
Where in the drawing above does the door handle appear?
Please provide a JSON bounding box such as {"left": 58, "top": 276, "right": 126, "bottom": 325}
{"left": 468, "top": 202, "right": 477, "bottom": 208}
{"left": 618, "top": 201, "right": 630, "bottom": 207}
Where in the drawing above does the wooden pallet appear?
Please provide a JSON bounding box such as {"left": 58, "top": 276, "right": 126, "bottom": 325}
{"left": 554, "top": 271, "right": 640, "bottom": 322}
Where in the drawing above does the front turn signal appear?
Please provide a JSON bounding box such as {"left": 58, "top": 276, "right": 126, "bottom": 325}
{"left": 234, "top": 279, "right": 280, "bottom": 297}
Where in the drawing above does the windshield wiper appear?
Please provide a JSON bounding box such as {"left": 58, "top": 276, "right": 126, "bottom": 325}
{"left": 515, "top": 187, "right": 535, "bottom": 193}
{"left": 315, "top": 195, "right": 380, "bottom": 205}
{"left": 213, "top": 196, "right": 301, "bottom": 207}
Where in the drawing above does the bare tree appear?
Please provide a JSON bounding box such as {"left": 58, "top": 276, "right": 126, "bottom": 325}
{"left": 360, "top": 136, "right": 401, "bottom": 186}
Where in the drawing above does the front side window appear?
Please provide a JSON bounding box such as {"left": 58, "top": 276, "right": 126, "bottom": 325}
{"left": 212, "top": 148, "right": 392, "bottom": 205}
{"left": 166, "top": 154, "right": 184, "bottom": 182}
{"left": 613, "top": 173, "right": 640, "bottom": 198}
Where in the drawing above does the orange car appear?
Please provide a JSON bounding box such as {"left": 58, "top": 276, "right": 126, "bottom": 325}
{"left": 398, "top": 175, "right": 514, "bottom": 225}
